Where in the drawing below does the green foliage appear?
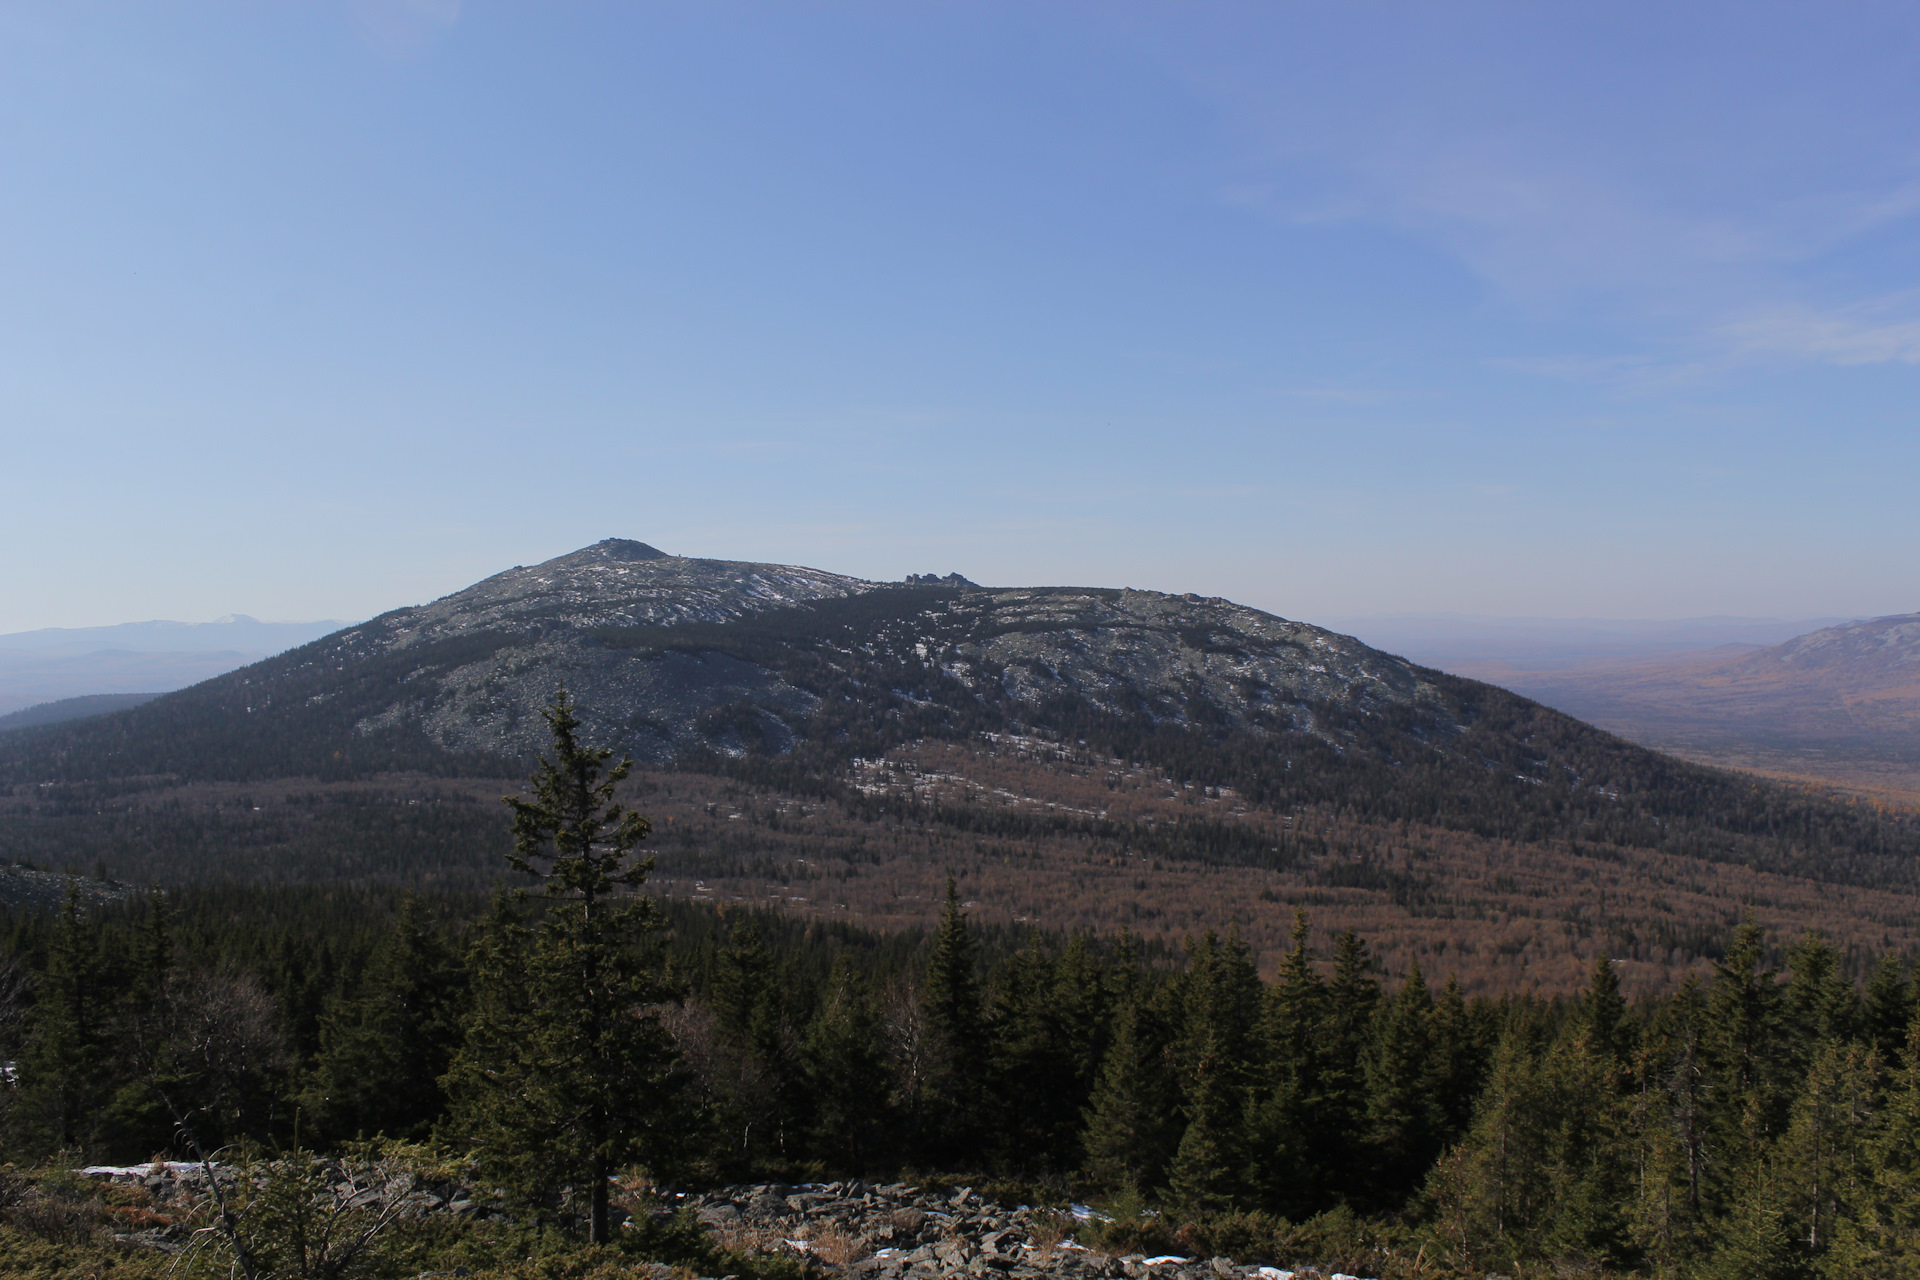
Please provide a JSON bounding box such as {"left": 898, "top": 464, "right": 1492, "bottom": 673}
{"left": 441, "top": 692, "right": 684, "bottom": 1245}
{"left": 302, "top": 893, "right": 464, "bottom": 1144}
{"left": 13, "top": 836, "right": 1920, "bottom": 1279}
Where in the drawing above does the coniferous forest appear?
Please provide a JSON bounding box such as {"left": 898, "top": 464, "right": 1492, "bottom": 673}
{"left": 3, "top": 700, "right": 1920, "bottom": 1278}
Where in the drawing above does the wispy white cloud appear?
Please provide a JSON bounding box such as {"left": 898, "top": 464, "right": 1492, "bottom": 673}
{"left": 1155, "top": 12, "right": 1920, "bottom": 360}
{"left": 1722, "top": 301, "right": 1920, "bottom": 365}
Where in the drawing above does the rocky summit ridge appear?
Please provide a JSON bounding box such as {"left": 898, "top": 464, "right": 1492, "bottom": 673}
{"left": 380, "top": 540, "right": 876, "bottom": 646}
{"left": 6, "top": 539, "right": 1455, "bottom": 779}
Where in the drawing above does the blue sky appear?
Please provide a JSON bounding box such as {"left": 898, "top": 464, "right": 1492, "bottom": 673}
{"left": 4, "top": 1, "right": 1919, "bottom": 631}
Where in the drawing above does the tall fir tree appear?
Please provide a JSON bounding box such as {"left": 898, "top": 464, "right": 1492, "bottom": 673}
{"left": 1363, "top": 960, "right": 1441, "bottom": 1208}
{"left": 21, "top": 882, "right": 109, "bottom": 1155}
{"left": 441, "top": 690, "right": 682, "bottom": 1244}
{"left": 1865, "top": 955, "right": 1914, "bottom": 1067}
{"left": 1832, "top": 1015, "right": 1920, "bottom": 1276}
{"left": 1707, "top": 918, "right": 1787, "bottom": 1183}
{"left": 918, "top": 877, "right": 985, "bottom": 1164}
{"left": 1778, "top": 1038, "right": 1877, "bottom": 1268}
{"left": 1246, "top": 911, "right": 1327, "bottom": 1215}
{"left": 1167, "top": 1025, "right": 1246, "bottom": 1215}
{"left": 1319, "top": 928, "right": 1381, "bottom": 1202}
{"left": 801, "top": 961, "right": 896, "bottom": 1174}
{"left": 304, "top": 893, "right": 462, "bottom": 1143}
{"left": 1082, "top": 989, "right": 1179, "bottom": 1191}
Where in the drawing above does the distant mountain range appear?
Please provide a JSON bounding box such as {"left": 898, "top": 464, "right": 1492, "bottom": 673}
{"left": 1333, "top": 612, "right": 1855, "bottom": 673}
{"left": 0, "top": 613, "right": 346, "bottom": 717}
{"left": 1462, "top": 612, "right": 1920, "bottom": 796}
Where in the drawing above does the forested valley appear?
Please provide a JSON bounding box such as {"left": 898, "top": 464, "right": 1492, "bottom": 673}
{"left": 6, "top": 870, "right": 1920, "bottom": 1276}
{"left": 6, "top": 683, "right": 1920, "bottom": 1280}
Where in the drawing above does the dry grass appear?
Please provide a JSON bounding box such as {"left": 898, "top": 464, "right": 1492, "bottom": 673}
{"left": 800, "top": 1222, "right": 870, "bottom": 1267}
{"left": 1027, "top": 1209, "right": 1074, "bottom": 1261}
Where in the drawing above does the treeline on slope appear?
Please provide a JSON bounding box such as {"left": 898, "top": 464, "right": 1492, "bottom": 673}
{"left": 4, "top": 585, "right": 1919, "bottom": 889}
{"left": 7, "top": 877, "right": 1920, "bottom": 1276}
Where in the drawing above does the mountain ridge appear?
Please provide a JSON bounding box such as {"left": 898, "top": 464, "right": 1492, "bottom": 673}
{"left": 2, "top": 539, "right": 1913, "bottom": 894}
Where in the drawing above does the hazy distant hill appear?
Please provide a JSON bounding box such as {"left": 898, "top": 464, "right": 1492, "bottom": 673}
{"left": 0, "top": 692, "right": 161, "bottom": 733}
{"left": 1335, "top": 612, "right": 1851, "bottom": 673}
{"left": 1457, "top": 612, "right": 1920, "bottom": 796}
{"left": 0, "top": 613, "right": 347, "bottom": 714}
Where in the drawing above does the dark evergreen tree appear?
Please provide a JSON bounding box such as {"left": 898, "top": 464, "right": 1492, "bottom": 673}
{"left": 1707, "top": 918, "right": 1786, "bottom": 1198}
{"left": 706, "top": 915, "right": 802, "bottom": 1166}
{"left": 1865, "top": 955, "right": 1914, "bottom": 1067}
{"left": 988, "top": 936, "right": 1108, "bottom": 1172}
{"left": 303, "top": 893, "right": 462, "bottom": 1143}
{"left": 1246, "top": 910, "right": 1327, "bottom": 1214}
{"left": 918, "top": 877, "right": 986, "bottom": 1163}
{"left": 1834, "top": 1015, "right": 1920, "bottom": 1276}
{"left": 1167, "top": 1025, "right": 1245, "bottom": 1214}
{"left": 441, "top": 690, "right": 682, "bottom": 1244}
{"left": 20, "top": 882, "right": 109, "bottom": 1155}
{"left": 1363, "top": 960, "right": 1440, "bottom": 1208}
{"left": 801, "top": 961, "right": 896, "bottom": 1174}
{"left": 1580, "top": 952, "right": 1629, "bottom": 1067}
{"left": 1428, "top": 973, "right": 1485, "bottom": 1142}
{"left": 1319, "top": 927, "right": 1381, "bottom": 1201}
{"left": 1082, "top": 989, "right": 1179, "bottom": 1191}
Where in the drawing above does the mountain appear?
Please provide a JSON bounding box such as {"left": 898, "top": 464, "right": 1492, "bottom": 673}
{"left": 0, "top": 613, "right": 348, "bottom": 715}
{"left": 1334, "top": 613, "right": 1853, "bottom": 673}
{"left": 3, "top": 540, "right": 1917, "bottom": 991}
{"left": 0, "top": 614, "right": 349, "bottom": 655}
{"left": 0, "top": 692, "right": 162, "bottom": 733}
{"left": 1465, "top": 611, "right": 1920, "bottom": 797}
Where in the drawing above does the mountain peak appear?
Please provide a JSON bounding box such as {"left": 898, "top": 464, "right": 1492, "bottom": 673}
{"left": 583, "top": 538, "right": 670, "bottom": 562}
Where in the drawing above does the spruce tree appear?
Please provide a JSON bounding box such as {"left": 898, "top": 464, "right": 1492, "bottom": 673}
{"left": 1832, "top": 1015, "right": 1920, "bottom": 1276}
{"left": 1362, "top": 960, "right": 1440, "bottom": 1207}
{"left": 1865, "top": 955, "right": 1914, "bottom": 1067}
{"left": 441, "top": 690, "right": 681, "bottom": 1244}
{"left": 1707, "top": 918, "right": 1786, "bottom": 1193}
{"left": 1538, "top": 1028, "right": 1633, "bottom": 1271}
{"left": 21, "top": 882, "right": 108, "bottom": 1154}
{"left": 1167, "top": 1026, "right": 1245, "bottom": 1215}
{"left": 1318, "top": 928, "right": 1381, "bottom": 1201}
{"left": 1581, "top": 952, "right": 1628, "bottom": 1067}
{"left": 989, "top": 939, "right": 1107, "bottom": 1172}
{"left": 1428, "top": 974, "right": 1483, "bottom": 1142}
{"left": 103, "top": 889, "right": 178, "bottom": 1157}
{"left": 1628, "top": 976, "right": 1712, "bottom": 1268}
{"left": 1779, "top": 1039, "right": 1877, "bottom": 1267}
{"left": 1082, "top": 990, "right": 1179, "bottom": 1191}
{"left": 801, "top": 961, "right": 896, "bottom": 1173}
{"left": 919, "top": 876, "right": 985, "bottom": 1163}
{"left": 707, "top": 915, "right": 800, "bottom": 1166}
{"left": 1246, "top": 911, "right": 1326, "bottom": 1215}
{"left": 304, "top": 893, "right": 461, "bottom": 1143}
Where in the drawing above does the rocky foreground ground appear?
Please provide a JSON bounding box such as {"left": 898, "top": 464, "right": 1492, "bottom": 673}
{"left": 678, "top": 1181, "right": 1376, "bottom": 1280}
{"left": 71, "top": 1165, "right": 1380, "bottom": 1280}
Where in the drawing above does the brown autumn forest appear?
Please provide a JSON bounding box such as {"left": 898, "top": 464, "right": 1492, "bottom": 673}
{"left": 9, "top": 728, "right": 1917, "bottom": 998}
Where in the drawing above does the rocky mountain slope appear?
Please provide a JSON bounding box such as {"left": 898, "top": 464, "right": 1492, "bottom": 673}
{"left": 3, "top": 540, "right": 1917, "bottom": 917}
{"left": 0, "top": 539, "right": 1451, "bottom": 778}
